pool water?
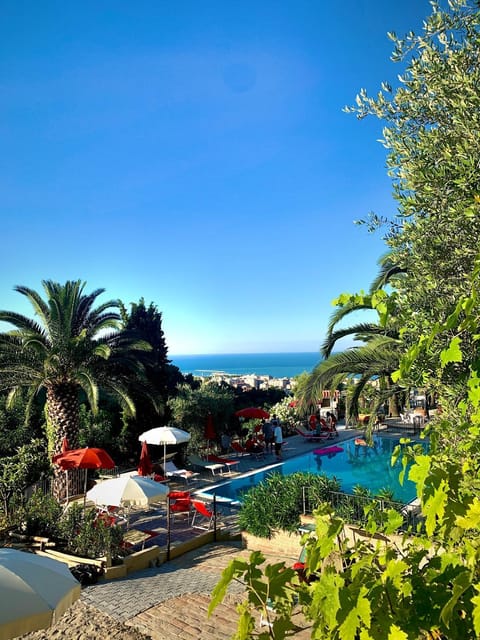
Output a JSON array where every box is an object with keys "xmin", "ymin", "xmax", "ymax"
[{"xmin": 204, "ymin": 435, "xmax": 420, "ymax": 504}]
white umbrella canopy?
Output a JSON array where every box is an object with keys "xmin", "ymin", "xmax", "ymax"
[
  {"xmin": 138, "ymin": 426, "xmax": 191, "ymax": 472},
  {"xmin": 0, "ymin": 548, "xmax": 81, "ymax": 639},
  {"xmin": 86, "ymin": 474, "xmax": 168, "ymax": 508},
  {"xmin": 138, "ymin": 426, "xmax": 191, "ymax": 446}
]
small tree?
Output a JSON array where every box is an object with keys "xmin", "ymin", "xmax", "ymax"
[
  {"xmin": 0, "ymin": 439, "xmax": 50, "ymax": 520},
  {"xmin": 168, "ymin": 380, "xmax": 235, "ymax": 450}
]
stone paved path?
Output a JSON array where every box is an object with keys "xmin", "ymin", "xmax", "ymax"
[
  {"xmin": 81, "ymin": 544, "xmax": 246, "ymax": 623},
  {"xmin": 81, "ymin": 542, "xmax": 312, "ymax": 640}
]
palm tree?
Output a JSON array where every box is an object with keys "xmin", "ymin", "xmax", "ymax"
[
  {"xmin": 303, "ymin": 335, "xmax": 403, "ymax": 423},
  {"xmin": 0, "ymin": 280, "xmax": 149, "ymax": 497},
  {"xmin": 301, "ymin": 258, "xmax": 406, "ymax": 422}
]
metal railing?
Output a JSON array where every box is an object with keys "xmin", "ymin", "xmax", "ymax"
[{"xmin": 302, "ymin": 486, "xmax": 422, "ymax": 532}]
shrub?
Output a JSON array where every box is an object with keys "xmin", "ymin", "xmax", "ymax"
[
  {"xmin": 58, "ymin": 503, "xmax": 124, "ymax": 559},
  {"xmin": 238, "ymin": 471, "xmax": 340, "ymax": 538},
  {"xmin": 19, "ymin": 489, "xmax": 62, "ymax": 538}
]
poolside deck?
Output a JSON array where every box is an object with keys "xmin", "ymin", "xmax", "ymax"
[
  {"xmin": 119, "ymin": 424, "xmax": 365, "ymax": 553},
  {"xmin": 98, "ymin": 420, "xmax": 424, "ymax": 555}
]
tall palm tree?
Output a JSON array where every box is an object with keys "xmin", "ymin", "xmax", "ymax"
[
  {"xmin": 301, "ymin": 258, "xmax": 406, "ymax": 422},
  {"xmin": 0, "ymin": 280, "xmax": 149, "ymax": 496}
]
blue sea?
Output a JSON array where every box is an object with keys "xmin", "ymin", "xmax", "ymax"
[{"xmin": 170, "ymin": 352, "xmax": 322, "ymax": 379}]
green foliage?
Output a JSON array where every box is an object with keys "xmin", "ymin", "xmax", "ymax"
[
  {"xmin": 58, "ymin": 503, "xmax": 124, "ymax": 559},
  {"xmin": 299, "ymin": 283, "xmax": 404, "ymax": 422},
  {"xmin": 168, "ymin": 380, "xmax": 235, "ymax": 449},
  {"xmin": 0, "ymin": 278, "xmax": 154, "ymax": 496},
  {"xmin": 0, "ymin": 439, "xmax": 50, "ymax": 519},
  {"xmin": 348, "ymin": 0, "xmax": 480, "ymax": 385},
  {"xmin": 209, "ymin": 551, "xmax": 301, "ymax": 640},
  {"xmin": 119, "ymin": 298, "xmax": 187, "ymax": 448},
  {"xmin": 78, "ymin": 405, "xmax": 117, "ymax": 450},
  {"xmin": 18, "ymin": 489, "xmax": 62, "ymax": 538},
  {"xmin": 0, "ymin": 391, "xmax": 43, "ymax": 457},
  {"xmin": 238, "ymin": 472, "xmax": 340, "ymax": 538}
]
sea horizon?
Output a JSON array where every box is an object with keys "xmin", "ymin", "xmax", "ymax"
[{"xmin": 170, "ymin": 351, "xmax": 322, "ymax": 379}]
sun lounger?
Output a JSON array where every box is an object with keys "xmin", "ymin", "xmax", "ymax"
[
  {"xmin": 163, "ymin": 460, "xmax": 200, "ymax": 484},
  {"xmin": 206, "ymin": 454, "xmax": 240, "ymax": 474},
  {"xmin": 295, "ymin": 427, "xmax": 330, "ymax": 442},
  {"xmin": 188, "ymin": 454, "xmax": 225, "ymax": 476}
]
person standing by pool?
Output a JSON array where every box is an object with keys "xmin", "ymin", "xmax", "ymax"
[
  {"xmin": 261, "ymin": 419, "xmax": 274, "ymax": 454},
  {"xmin": 327, "ymin": 412, "xmax": 338, "ymax": 434},
  {"xmin": 273, "ymin": 419, "xmax": 283, "ymax": 460}
]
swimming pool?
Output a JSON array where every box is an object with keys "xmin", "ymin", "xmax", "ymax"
[{"xmin": 199, "ymin": 435, "xmax": 420, "ymax": 504}]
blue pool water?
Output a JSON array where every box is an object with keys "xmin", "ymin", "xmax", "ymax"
[{"xmin": 202, "ymin": 435, "xmax": 419, "ymax": 504}]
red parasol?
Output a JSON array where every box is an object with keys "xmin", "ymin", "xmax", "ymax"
[
  {"xmin": 53, "ymin": 447, "xmax": 115, "ymax": 506},
  {"xmin": 60, "ymin": 437, "xmax": 69, "ymax": 453},
  {"xmin": 204, "ymin": 413, "xmax": 216, "ymax": 442},
  {"xmin": 204, "ymin": 412, "xmax": 216, "ymax": 456},
  {"xmin": 52, "ymin": 447, "xmax": 115, "ymax": 471},
  {"xmin": 137, "ymin": 440, "xmax": 153, "ymax": 477},
  {"xmin": 235, "ymin": 407, "xmax": 270, "ymax": 420}
]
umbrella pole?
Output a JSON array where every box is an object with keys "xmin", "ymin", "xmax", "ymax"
[
  {"xmin": 163, "ymin": 443, "xmax": 166, "ymax": 477},
  {"xmin": 83, "ymin": 469, "xmax": 88, "ymax": 509},
  {"xmin": 167, "ymin": 495, "xmax": 171, "ymax": 561}
]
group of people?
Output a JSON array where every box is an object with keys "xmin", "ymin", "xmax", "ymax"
[
  {"xmin": 308, "ymin": 411, "xmax": 338, "ymax": 437},
  {"xmin": 243, "ymin": 415, "xmax": 284, "ymax": 460}
]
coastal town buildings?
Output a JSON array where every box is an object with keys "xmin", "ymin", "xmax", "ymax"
[{"xmin": 208, "ymin": 371, "xmax": 292, "ymax": 392}]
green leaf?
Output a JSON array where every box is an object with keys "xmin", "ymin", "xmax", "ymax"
[
  {"xmin": 440, "ymin": 569, "xmax": 472, "ymax": 629},
  {"xmin": 408, "ymin": 455, "xmax": 431, "ymax": 499},
  {"xmin": 440, "ymin": 336, "xmax": 463, "ymax": 367},
  {"xmin": 208, "ymin": 559, "xmax": 249, "ymax": 616},
  {"xmin": 387, "ymin": 624, "xmax": 409, "ymax": 639},
  {"xmin": 385, "ymin": 509, "xmax": 403, "ymax": 535},
  {"xmin": 338, "ymin": 589, "xmax": 371, "ymax": 640},
  {"xmin": 472, "ymin": 586, "xmax": 480, "ymax": 639},
  {"xmin": 383, "ymin": 558, "xmax": 408, "ymax": 589},
  {"xmin": 456, "ymin": 497, "xmax": 480, "ymax": 530},
  {"xmin": 310, "ymin": 572, "xmax": 343, "ymax": 629},
  {"xmin": 236, "ymin": 604, "xmax": 256, "ymax": 640},
  {"xmin": 424, "ymin": 480, "xmax": 448, "ymax": 537}
]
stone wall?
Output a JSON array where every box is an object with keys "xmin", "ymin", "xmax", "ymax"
[{"xmin": 241, "ymin": 529, "xmax": 303, "ymax": 561}]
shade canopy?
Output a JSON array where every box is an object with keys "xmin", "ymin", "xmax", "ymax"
[
  {"xmin": 137, "ymin": 440, "xmax": 153, "ymax": 477},
  {"xmin": 235, "ymin": 407, "xmax": 270, "ymax": 420},
  {"xmin": 52, "ymin": 447, "xmax": 115, "ymax": 471},
  {"xmin": 86, "ymin": 475, "xmax": 168, "ymax": 507},
  {"xmin": 138, "ymin": 426, "xmax": 191, "ymax": 474},
  {"xmin": 60, "ymin": 436, "xmax": 69, "ymax": 453},
  {"xmin": 138, "ymin": 426, "xmax": 191, "ymax": 446},
  {"xmin": 0, "ymin": 549, "xmax": 81, "ymax": 639},
  {"xmin": 204, "ymin": 413, "xmax": 216, "ymax": 441}
]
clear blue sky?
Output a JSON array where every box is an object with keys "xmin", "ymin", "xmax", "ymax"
[{"xmin": 1, "ymin": 0, "xmax": 431, "ymax": 355}]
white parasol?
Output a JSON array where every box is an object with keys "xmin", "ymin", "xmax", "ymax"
[
  {"xmin": 138, "ymin": 426, "xmax": 191, "ymax": 472},
  {"xmin": 0, "ymin": 548, "xmax": 81, "ymax": 639},
  {"xmin": 86, "ymin": 474, "xmax": 168, "ymax": 508}
]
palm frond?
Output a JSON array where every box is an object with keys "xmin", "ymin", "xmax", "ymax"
[
  {"xmin": 322, "ymin": 323, "xmax": 396, "ymax": 357},
  {"xmin": 369, "ymin": 253, "xmax": 407, "ymax": 292},
  {"xmin": 300, "ymin": 338, "xmax": 400, "ymax": 407},
  {"xmin": 325, "ymin": 301, "xmax": 375, "ymax": 341},
  {"xmin": 14, "ymin": 285, "xmax": 50, "ymax": 323}
]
